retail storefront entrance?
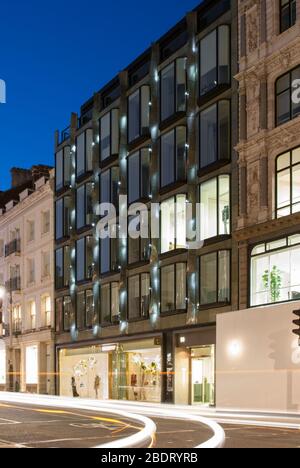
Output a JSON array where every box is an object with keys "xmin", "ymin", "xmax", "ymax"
[
  {"xmin": 175, "ymin": 327, "xmax": 216, "ymax": 406},
  {"xmin": 58, "ymin": 337, "xmax": 162, "ymax": 403}
]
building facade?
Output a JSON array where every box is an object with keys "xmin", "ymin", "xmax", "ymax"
[
  {"xmin": 0, "ymin": 166, "xmax": 55, "ymax": 395},
  {"xmin": 216, "ymin": 0, "xmax": 300, "ymax": 411},
  {"xmin": 54, "ymin": 0, "xmax": 239, "ymax": 405}
]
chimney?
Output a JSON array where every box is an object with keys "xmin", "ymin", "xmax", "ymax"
[
  {"xmin": 31, "ymin": 165, "xmax": 52, "ymax": 181},
  {"xmin": 10, "ymin": 168, "xmax": 32, "ymax": 188}
]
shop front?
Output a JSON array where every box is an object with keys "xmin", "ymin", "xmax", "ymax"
[
  {"xmin": 174, "ymin": 328, "xmax": 216, "ymax": 406},
  {"xmin": 58, "ymin": 337, "xmax": 162, "ymax": 402}
]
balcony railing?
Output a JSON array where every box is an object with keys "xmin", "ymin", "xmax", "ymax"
[
  {"xmin": 5, "ymin": 277, "xmax": 21, "ymax": 293},
  {"xmin": 5, "ymin": 239, "xmax": 21, "ymax": 257},
  {"xmin": 59, "ymin": 126, "xmax": 71, "ymax": 145}
]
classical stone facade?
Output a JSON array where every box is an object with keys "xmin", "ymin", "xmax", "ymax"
[
  {"xmin": 0, "ymin": 167, "xmax": 55, "ymax": 394},
  {"xmin": 236, "ymin": 0, "xmax": 300, "ymax": 309}
]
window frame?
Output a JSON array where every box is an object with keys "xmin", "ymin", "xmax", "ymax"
[
  {"xmin": 160, "ymin": 126, "xmax": 187, "ymax": 190},
  {"xmin": 55, "ymin": 196, "xmax": 71, "ymax": 241},
  {"xmin": 99, "ymin": 109, "xmax": 119, "ymax": 164},
  {"xmin": 199, "ymin": 174, "xmax": 231, "ymax": 241},
  {"xmin": 198, "ymin": 24, "xmax": 231, "ymax": 98},
  {"xmin": 250, "ymin": 234, "xmax": 300, "ymax": 307},
  {"xmin": 280, "ymin": 0, "xmax": 297, "ymax": 34},
  {"xmin": 76, "ymin": 236, "xmax": 94, "ymax": 284},
  {"xmin": 99, "ymin": 166, "xmax": 120, "ymax": 215},
  {"xmin": 275, "ymin": 146, "xmax": 300, "ymax": 217},
  {"xmin": 275, "ymin": 65, "xmax": 300, "ymax": 126},
  {"xmin": 76, "ymin": 182, "xmax": 94, "ymax": 231},
  {"xmin": 198, "ymin": 250, "xmax": 231, "ymax": 308},
  {"xmin": 160, "ymin": 194, "xmax": 187, "ymax": 255},
  {"xmin": 199, "ymin": 99, "xmax": 231, "ymax": 171},
  {"xmin": 127, "ymin": 147, "xmax": 151, "ymax": 204},
  {"xmin": 127, "ymin": 86, "xmax": 151, "ymax": 145},
  {"xmin": 55, "ymin": 246, "xmax": 71, "ymax": 290},
  {"xmin": 127, "ymin": 212, "xmax": 151, "ymax": 266},
  {"xmin": 160, "ymin": 57, "xmax": 187, "ymax": 123},
  {"xmin": 76, "ymin": 289, "xmax": 94, "ymax": 330},
  {"xmin": 160, "ymin": 262, "xmax": 188, "ymax": 315},
  {"xmin": 100, "ymin": 282, "xmax": 120, "ymax": 326},
  {"xmin": 127, "ymin": 273, "xmax": 151, "ymax": 321},
  {"xmin": 75, "ymin": 128, "xmax": 93, "ymax": 180},
  {"xmin": 55, "ymin": 145, "xmax": 71, "ymax": 193}
]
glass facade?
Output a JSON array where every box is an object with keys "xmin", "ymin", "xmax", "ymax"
[
  {"xmin": 276, "ymin": 66, "xmax": 300, "ymax": 126},
  {"xmin": 160, "ymin": 58, "xmax": 187, "ymax": 121},
  {"xmin": 199, "ymin": 175, "xmax": 230, "ymax": 240},
  {"xmin": 160, "ymin": 127, "xmax": 187, "ymax": 188},
  {"xmin": 160, "ymin": 195, "xmax": 186, "ymax": 254},
  {"xmin": 276, "ymin": 147, "xmax": 300, "ymax": 217}
]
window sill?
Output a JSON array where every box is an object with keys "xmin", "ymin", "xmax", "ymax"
[
  {"xmin": 159, "ymin": 112, "xmax": 186, "ymax": 131},
  {"xmin": 199, "ymin": 235, "xmax": 231, "ymax": 248},
  {"xmin": 198, "ymin": 83, "xmax": 231, "ymax": 108},
  {"xmin": 159, "ymin": 180, "xmax": 187, "ymax": 196},
  {"xmin": 55, "ymin": 185, "xmax": 71, "ymax": 197},
  {"xmin": 76, "ymin": 278, "xmax": 93, "ymax": 287},
  {"xmin": 100, "ymin": 154, "xmax": 119, "ymax": 170},
  {"xmin": 127, "ymin": 260, "xmax": 150, "ymax": 270},
  {"xmin": 76, "ymin": 171, "xmax": 93, "ymax": 184},
  {"xmin": 160, "ymin": 309, "xmax": 187, "ymax": 317},
  {"xmin": 198, "ymin": 301, "xmax": 230, "ymax": 311},
  {"xmin": 128, "ymin": 133, "xmax": 151, "ymax": 152},
  {"xmin": 198, "ymin": 159, "xmax": 231, "ymax": 178},
  {"xmin": 55, "ymin": 236, "xmax": 70, "ymax": 245},
  {"xmin": 159, "ymin": 248, "xmax": 187, "ymax": 260},
  {"xmin": 76, "ymin": 225, "xmax": 93, "ymax": 235}
]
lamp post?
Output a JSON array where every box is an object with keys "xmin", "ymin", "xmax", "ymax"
[{"xmin": 0, "ymin": 285, "xmax": 13, "ymax": 391}]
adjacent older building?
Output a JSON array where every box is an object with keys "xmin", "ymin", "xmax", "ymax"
[
  {"xmin": 216, "ymin": 0, "xmax": 300, "ymax": 411},
  {"xmin": 0, "ymin": 166, "xmax": 55, "ymax": 395},
  {"xmin": 55, "ymin": 0, "xmax": 239, "ymax": 405}
]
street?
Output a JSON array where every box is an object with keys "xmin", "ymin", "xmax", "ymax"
[{"xmin": 0, "ymin": 401, "xmax": 299, "ymax": 448}]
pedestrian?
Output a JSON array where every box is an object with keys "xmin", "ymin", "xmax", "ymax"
[
  {"xmin": 94, "ymin": 375, "xmax": 101, "ymax": 399},
  {"xmin": 71, "ymin": 377, "xmax": 79, "ymax": 398}
]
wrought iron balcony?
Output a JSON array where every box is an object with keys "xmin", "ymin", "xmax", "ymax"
[
  {"xmin": 5, "ymin": 277, "xmax": 21, "ymax": 293},
  {"xmin": 5, "ymin": 239, "xmax": 21, "ymax": 257}
]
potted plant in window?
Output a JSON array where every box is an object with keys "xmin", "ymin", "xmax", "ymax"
[{"xmin": 262, "ymin": 266, "xmax": 282, "ymax": 303}]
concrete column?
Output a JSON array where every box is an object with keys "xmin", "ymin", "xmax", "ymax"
[
  {"xmin": 260, "ymin": 79, "xmax": 268, "ymax": 130},
  {"xmin": 118, "ymin": 71, "xmax": 129, "ymax": 326},
  {"xmin": 239, "ymin": 91, "xmax": 247, "ymax": 141},
  {"xmin": 149, "ymin": 42, "xmax": 160, "ymax": 330},
  {"xmin": 240, "ymin": 14, "xmax": 246, "ymax": 58},
  {"xmin": 260, "ymin": 0, "xmax": 267, "ymax": 44}
]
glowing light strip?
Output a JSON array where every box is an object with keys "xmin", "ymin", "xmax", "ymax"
[{"xmin": 0, "ymin": 393, "xmax": 156, "ymax": 449}]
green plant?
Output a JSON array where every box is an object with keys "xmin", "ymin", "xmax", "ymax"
[{"xmin": 262, "ymin": 266, "xmax": 282, "ymax": 303}]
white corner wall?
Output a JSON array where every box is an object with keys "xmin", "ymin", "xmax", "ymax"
[{"xmin": 216, "ymin": 301, "xmax": 300, "ymax": 412}]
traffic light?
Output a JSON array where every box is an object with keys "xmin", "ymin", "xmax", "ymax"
[{"xmin": 293, "ymin": 309, "xmax": 300, "ymax": 345}]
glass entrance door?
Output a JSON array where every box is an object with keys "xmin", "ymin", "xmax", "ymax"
[{"xmin": 191, "ymin": 345, "xmax": 215, "ymax": 406}]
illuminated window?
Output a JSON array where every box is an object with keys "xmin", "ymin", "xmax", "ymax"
[
  {"xmin": 280, "ymin": 0, "xmax": 296, "ymax": 33},
  {"xmin": 13, "ymin": 305, "xmax": 21, "ymax": 332},
  {"xmin": 276, "ymin": 147, "xmax": 300, "ymax": 217},
  {"xmin": 41, "ymin": 295, "xmax": 51, "ymax": 327},
  {"xmin": 28, "ymin": 300, "xmax": 36, "ymax": 330},
  {"xmin": 251, "ymin": 235, "xmax": 300, "ymax": 306},
  {"xmin": 25, "ymin": 345, "xmax": 38, "ymax": 385},
  {"xmin": 199, "ymin": 175, "xmax": 230, "ymax": 240},
  {"xmin": 128, "ymin": 213, "xmax": 150, "ymax": 265},
  {"xmin": 76, "ymin": 290, "xmax": 94, "ymax": 329},
  {"xmin": 160, "ymin": 195, "xmax": 186, "ymax": 254}
]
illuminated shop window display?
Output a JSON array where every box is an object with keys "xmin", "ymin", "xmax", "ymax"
[
  {"xmin": 191, "ymin": 346, "xmax": 215, "ymax": 406},
  {"xmin": 59, "ymin": 339, "xmax": 161, "ymax": 402},
  {"xmin": 0, "ymin": 345, "xmax": 6, "ymax": 385},
  {"xmin": 25, "ymin": 345, "xmax": 38, "ymax": 386}
]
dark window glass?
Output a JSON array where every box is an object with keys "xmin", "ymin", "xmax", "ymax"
[
  {"xmin": 128, "ymin": 213, "xmax": 150, "ymax": 264},
  {"xmin": 100, "ymin": 233, "xmax": 118, "ymax": 275},
  {"xmin": 56, "ymin": 150, "xmax": 63, "ymax": 192},
  {"xmin": 198, "ymin": 0, "xmax": 231, "ymax": 32},
  {"xmin": 161, "ymin": 263, "xmax": 186, "ymax": 314},
  {"xmin": 55, "ymin": 298, "xmax": 63, "ymax": 333},
  {"xmin": 76, "ymin": 129, "xmax": 93, "ymax": 178},
  {"xmin": 76, "ymin": 185, "xmax": 85, "ymax": 230},
  {"xmin": 86, "ymin": 290, "xmax": 94, "ymax": 328},
  {"xmin": 280, "ymin": 0, "xmax": 296, "ymax": 33},
  {"xmin": 161, "ymin": 127, "xmax": 187, "ymax": 188},
  {"xmin": 99, "ymin": 110, "xmax": 119, "ymax": 162},
  {"xmin": 55, "ymin": 199, "xmax": 63, "ymax": 240},
  {"xmin": 200, "ymin": 25, "xmax": 230, "ymax": 97},
  {"xmin": 64, "ymin": 246, "xmax": 71, "ymax": 288},
  {"xmin": 199, "ymin": 251, "xmax": 230, "ymax": 306},
  {"xmin": 77, "ymin": 291, "xmax": 85, "ymax": 330},
  {"xmin": 128, "ymin": 148, "xmax": 150, "ymax": 203},
  {"xmin": 129, "ymin": 59, "xmax": 150, "ymax": 87},
  {"xmin": 100, "ymin": 167, "xmax": 119, "ymax": 210},
  {"xmin": 128, "ymin": 273, "xmax": 150, "ymax": 320},
  {"xmin": 276, "ymin": 66, "xmax": 300, "ymax": 126},
  {"xmin": 199, "ymin": 100, "xmax": 230, "ymax": 169},
  {"xmin": 128, "ymin": 87, "xmax": 150, "ymax": 143},
  {"xmin": 76, "ymin": 238, "xmax": 85, "ymax": 282},
  {"xmin": 55, "ymin": 249, "xmax": 63, "ymax": 289},
  {"xmin": 160, "ymin": 58, "xmax": 187, "ymax": 122},
  {"xmin": 161, "ymin": 29, "xmax": 188, "ymax": 61},
  {"xmin": 100, "ymin": 282, "xmax": 119, "ymax": 324},
  {"xmin": 63, "ymin": 296, "xmax": 71, "ymax": 331}
]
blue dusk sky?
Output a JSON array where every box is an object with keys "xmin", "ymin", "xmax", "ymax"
[{"xmin": 0, "ymin": 0, "xmax": 200, "ymax": 190}]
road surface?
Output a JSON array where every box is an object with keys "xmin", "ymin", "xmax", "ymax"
[{"xmin": 0, "ymin": 401, "xmax": 298, "ymax": 448}]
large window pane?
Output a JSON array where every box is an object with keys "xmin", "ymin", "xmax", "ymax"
[
  {"xmin": 128, "ymin": 91, "xmax": 140, "ymax": 143},
  {"xmin": 219, "ymin": 175, "xmax": 230, "ymax": 235},
  {"xmin": 55, "ymin": 249, "xmax": 63, "ymax": 289},
  {"xmin": 76, "ymin": 238, "xmax": 85, "ymax": 282},
  {"xmin": 76, "ymin": 132, "xmax": 85, "ymax": 178},
  {"xmin": 176, "ymin": 195, "xmax": 186, "ymax": 249},
  {"xmin": 200, "ymin": 104, "xmax": 217, "ymax": 168},
  {"xmin": 218, "ymin": 251, "xmax": 230, "ymax": 302},
  {"xmin": 100, "ymin": 113, "xmax": 110, "ymax": 161},
  {"xmin": 176, "ymin": 263, "xmax": 186, "ymax": 310},
  {"xmin": 86, "ymin": 290, "xmax": 94, "ymax": 328},
  {"xmin": 76, "ymin": 185, "xmax": 85, "ymax": 230},
  {"xmin": 161, "ymin": 131, "xmax": 175, "ymax": 187},
  {"xmin": 101, "ymin": 284, "xmax": 110, "ymax": 324},
  {"xmin": 64, "ymin": 297, "xmax": 71, "ymax": 331},
  {"xmin": 200, "ymin": 179, "xmax": 217, "ymax": 240},
  {"xmin": 141, "ymin": 274, "xmax": 150, "ymax": 317},
  {"xmin": 111, "ymin": 283, "xmax": 119, "ymax": 322},
  {"xmin": 161, "ymin": 265, "xmax": 175, "ymax": 313},
  {"xmin": 55, "ymin": 199, "xmax": 63, "ymax": 240},
  {"xmin": 128, "ymin": 276, "xmax": 140, "ymax": 320},
  {"xmin": 161, "ymin": 63, "xmax": 175, "ymax": 121},
  {"xmin": 86, "ymin": 236, "xmax": 93, "ymax": 279},
  {"xmin": 200, "ymin": 253, "xmax": 217, "ymax": 305},
  {"xmin": 161, "ymin": 198, "xmax": 175, "ymax": 253},
  {"xmin": 200, "ymin": 30, "xmax": 217, "ymax": 96},
  {"xmin": 128, "ymin": 152, "xmax": 140, "ymax": 204},
  {"xmin": 276, "ymin": 147, "xmax": 300, "ymax": 217},
  {"xmin": 276, "ymin": 66, "xmax": 300, "ymax": 126},
  {"xmin": 56, "ymin": 150, "xmax": 63, "ymax": 191}
]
